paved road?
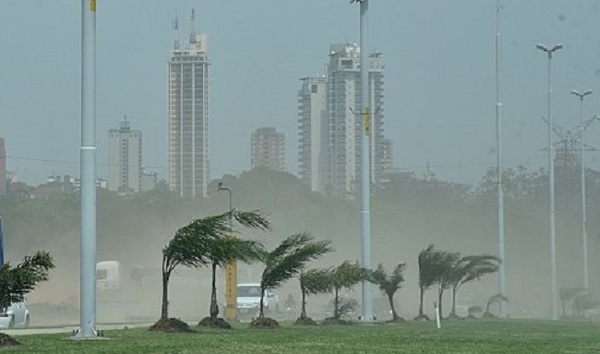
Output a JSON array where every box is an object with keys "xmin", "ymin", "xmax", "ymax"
[{"xmin": 4, "ymin": 323, "xmax": 152, "ymax": 336}]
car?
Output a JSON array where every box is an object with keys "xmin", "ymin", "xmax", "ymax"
[
  {"xmin": 236, "ymin": 283, "xmax": 279, "ymax": 317},
  {"xmin": 0, "ymin": 302, "xmax": 30, "ymax": 329}
]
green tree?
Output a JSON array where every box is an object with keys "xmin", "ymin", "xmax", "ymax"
[
  {"xmin": 483, "ymin": 293, "xmax": 508, "ymax": 318},
  {"xmin": 256, "ymin": 233, "xmax": 332, "ymax": 323},
  {"xmin": 369, "ymin": 263, "xmax": 406, "ymax": 321},
  {"xmin": 448, "ymin": 255, "xmax": 500, "ymax": 318},
  {"xmin": 0, "ymin": 251, "xmax": 54, "ymax": 312},
  {"xmin": 435, "ymin": 251, "xmax": 460, "ymax": 318},
  {"xmin": 328, "ymin": 261, "xmax": 367, "ymax": 321},
  {"xmin": 559, "ymin": 287, "xmax": 584, "ymax": 318},
  {"xmin": 298, "ymin": 268, "xmax": 333, "ymax": 321}
]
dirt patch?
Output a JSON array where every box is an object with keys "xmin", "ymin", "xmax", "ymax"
[
  {"xmin": 249, "ymin": 317, "xmax": 280, "ymax": 329},
  {"xmin": 322, "ymin": 317, "xmax": 353, "ymax": 325},
  {"xmin": 148, "ymin": 318, "xmax": 195, "ymax": 333},
  {"xmin": 386, "ymin": 317, "xmax": 405, "ymax": 323},
  {"xmin": 0, "ymin": 333, "xmax": 20, "ymax": 347},
  {"xmin": 413, "ymin": 314, "xmax": 431, "ymax": 321},
  {"xmin": 294, "ymin": 317, "xmax": 317, "ymax": 326},
  {"xmin": 197, "ymin": 317, "xmax": 232, "ymax": 329}
]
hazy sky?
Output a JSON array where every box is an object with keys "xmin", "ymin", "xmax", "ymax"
[{"xmin": 1, "ymin": 0, "xmax": 600, "ymax": 186}]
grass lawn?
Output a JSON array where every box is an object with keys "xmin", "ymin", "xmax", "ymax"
[{"xmin": 7, "ymin": 319, "xmax": 600, "ymax": 353}]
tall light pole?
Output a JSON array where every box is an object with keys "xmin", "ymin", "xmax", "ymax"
[
  {"xmin": 218, "ymin": 181, "xmax": 236, "ymax": 321},
  {"xmin": 571, "ymin": 89, "xmax": 592, "ymax": 290},
  {"xmin": 218, "ymin": 181, "xmax": 233, "ymax": 230},
  {"xmin": 536, "ymin": 43, "xmax": 563, "ymax": 320},
  {"xmin": 79, "ymin": 0, "xmax": 98, "ymax": 338},
  {"xmin": 495, "ymin": 0, "xmax": 506, "ymax": 318},
  {"xmin": 350, "ymin": 0, "xmax": 373, "ymax": 321}
]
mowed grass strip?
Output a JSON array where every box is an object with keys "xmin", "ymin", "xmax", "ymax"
[{"xmin": 8, "ymin": 320, "xmax": 600, "ymax": 354}]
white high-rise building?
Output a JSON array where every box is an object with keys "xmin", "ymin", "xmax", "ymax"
[
  {"xmin": 298, "ymin": 43, "xmax": 385, "ymax": 198},
  {"xmin": 168, "ymin": 13, "xmax": 209, "ymax": 198},
  {"xmin": 298, "ymin": 76, "xmax": 327, "ymax": 192},
  {"xmin": 107, "ymin": 117, "xmax": 142, "ymax": 193}
]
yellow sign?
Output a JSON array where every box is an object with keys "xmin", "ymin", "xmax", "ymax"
[
  {"xmin": 224, "ymin": 233, "xmax": 238, "ymax": 321},
  {"xmin": 90, "ymin": 0, "xmax": 96, "ymax": 12},
  {"xmin": 365, "ymin": 106, "xmax": 371, "ymax": 136}
]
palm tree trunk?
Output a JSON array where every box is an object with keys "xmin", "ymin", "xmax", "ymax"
[
  {"xmin": 418, "ymin": 286, "xmax": 425, "ymax": 316},
  {"xmin": 450, "ymin": 286, "xmax": 457, "ymax": 317},
  {"xmin": 209, "ymin": 262, "xmax": 219, "ymax": 319},
  {"xmin": 160, "ymin": 271, "xmax": 170, "ymax": 321},
  {"xmin": 438, "ymin": 286, "xmax": 444, "ymax": 319},
  {"xmin": 334, "ymin": 288, "xmax": 339, "ymax": 319},
  {"xmin": 259, "ymin": 285, "xmax": 265, "ymax": 318},
  {"xmin": 387, "ymin": 292, "xmax": 398, "ymax": 320},
  {"xmin": 300, "ymin": 289, "xmax": 307, "ymax": 319}
]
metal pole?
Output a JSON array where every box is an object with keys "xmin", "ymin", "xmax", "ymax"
[
  {"xmin": 571, "ymin": 90, "xmax": 592, "ymax": 289},
  {"xmin": 359, "ymin": 0, "xmax": 373, "ymax": 321},
  {"xmin": 547, "ymin": 51, "xmax": 558, "ymax": 321},
  {"xmin": 495, "ymin": 0, "xmax": 506, "ymax": 319},
  {"xmin": 78, "ymin": 0, "xmax": 97, "ymax": 338}
]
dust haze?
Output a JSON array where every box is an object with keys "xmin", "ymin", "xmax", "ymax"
[{"xmin": 1, "ymin": 166, "xmax": 596, "ymax": 325}]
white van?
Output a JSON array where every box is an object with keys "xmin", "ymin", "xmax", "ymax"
[
  {"xmin": 96, "ymin": 261, "xmax": 121, "ymax": 292},
  {"xmin": 236, "ymin": 283, "xmax": 279, "ymax": 316}
]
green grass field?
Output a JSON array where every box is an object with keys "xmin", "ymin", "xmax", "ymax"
[{"xmin": 8, "ymin": 319, "xmax": 600, "ymax": 353}]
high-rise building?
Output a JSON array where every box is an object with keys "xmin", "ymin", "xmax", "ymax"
[
  {"xmin": 251, "ymin": 127, "xmax": 286, "ymax": 172},
  {"xmin": 298, "ymin": 76, "xmax": 327, "ymax": 192},
  {"xmin": 108, "ymin": 116, "xmax": 142, "ymax": 193},
  {"xmin": 0, "ymin": 137, "xmax": 5, "ymax": 196},
  {"xmin": 168, "ymin": 12, "xmax": 209, "ymax": 198},
  {"xmin": 298, "ymin": 43, "xmax": 385, "ymax": 198},
  {"xmin": 380, "ymin": 138, "xmax": 393, "ymax": 177}
]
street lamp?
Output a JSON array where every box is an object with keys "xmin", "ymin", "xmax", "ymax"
[
  {"xmin": 570, "ymin": 89, "xmax": 593, "ymax": 290},
  {"xmin": 351, "ymin": 0, "xmax": 373, "ymax": 321},
  {"xmin": 495, "ymin": 0, "xmax": 507, "ymax": 319},
  {"xmin": 218, "ymin": 181, "xmax": 233, "ymax": 230},
  {"xmin": 536, "ymin": 42, "xmax": 563, "ymax": 320}
]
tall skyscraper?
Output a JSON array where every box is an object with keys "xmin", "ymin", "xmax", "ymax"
[
  {"xmin": 251, "ymin": 127, "xmax": 286, "ymax": 173},
  {"xmin": 168, "ymin": 11, "xmax": 209, "ymax": 198},
  {"xmin": 0, "ymin": 137, "xmax": 5, "ymax": 196},
  {"xmin": 107, "ymin": 116, "xmax": 142, "ymax": 193},
  {"xmin": 298, "ymin": 43, "xmax": 385, "ymax": 198},
  {"xmin": 298, "ymin": 76, "xmax": 327, "ymax": 192}
]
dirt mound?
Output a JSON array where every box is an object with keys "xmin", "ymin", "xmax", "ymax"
[
  {"xmin": 294, "ymin": 317, "xmax": 317, "ymax": 326},
  {"xmin": 0, "ymin": 333, "xmax": 20, "ymax": 347},
  {"xmin": 148, "ymin": 318, "xmax": 194, "ymax": 333},
  {"xmin": 323, "ymin": 317, "xmax": 353, "ymax": 325},
  {"xmin": 249, "ymin": 317, "xmax": 280, "ymax": 329},
  {"xmin": 197, "ymin": 317, "xmax": 232, "ymax": 329},
  {"xmin": 413, "ymin": 314, "xmax": 431, "ymax": 321}
]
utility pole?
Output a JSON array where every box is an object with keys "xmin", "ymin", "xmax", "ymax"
[{"xmin": 78, "ymin": 0, "xmax": 98, "ymax": 338}]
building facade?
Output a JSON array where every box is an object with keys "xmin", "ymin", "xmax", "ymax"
[
  {"xmin": 108, "ymin": 117, "xmax": 142, "ymax": 193},
  {"xmin": 168, "ymin": 25, "xmax": 209, "ymax": 198},
  {"xmin": 0, "ymin": 137, "xmax": 5, "ymax": 196},
  {"xmin": 298, "ymin": 76, "xmax": 327, "ymax": 192},
  {"xmin": 298, "ymin": 43, "xmax": 386, "ymax": 198},
  {"xmin": 251, "ymin": 127, "xmax": 286, "ymax": 172}
]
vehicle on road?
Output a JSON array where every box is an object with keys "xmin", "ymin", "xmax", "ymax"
[
  {"xmin": 0, "ymin": 302, "xmax": 30, "ymax": 329},
  {"xmin": 236, "ymin": 283, "xmax": 279, "ymax": 317}
]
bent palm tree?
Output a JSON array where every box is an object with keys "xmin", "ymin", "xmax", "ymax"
[
  {"xmin": 483, "ymin": 293, "xmax": 508, "ymax": 318},
  {"xmin": 369, "ymin": 263, "xmax": 406, "ymax": 321},
  {"xmin": 435, "ymin": 251, "xmax": 460, "ymax": 319},
  {"xmin": 449, "ymin": 255, "xmax": 500, "ymax": 318},
  {"xmin": 298, "ymin": 268, "xmax": 333, "ymax": 320},
  {"xmin": 416, "ymin": 245, "xmax": 449, "ymax": 320},
  {"xmin": 329, "ymin": 261, "xmax": 367, "ymax": 320},
  {"xmin": 257, "ymin": 233, "xmax": 332, "ymax": 321}
]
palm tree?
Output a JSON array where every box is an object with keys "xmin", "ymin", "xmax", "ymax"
[
  {"xmin": 328, "ymin": 261, "xmax": 367, "ymax": 321},
  {"xmin": 483, "ymin": 293, "xmax": 508, "ymax": 318},
  {"xmin": 435, "ymin": 251, "xmax": 460, "ymax": 319},
  {"xmin": 298, "ymin": 268, "xmax": 333, "ymax": 321},
  {"xmin": 369, "ymin": 263, "xmax": 406, "ymax": 321},
  {"xmin": 416, "ymin": 245, "xmax": 449, "ymax": 320},
  {"xmin": 448, "ymin": 255, "xmax": 500, "ymax": 318},
  {"xmin": 0, "ymin": 251, "xmax": 54, "ymax": 345},
  {"xmin": 559, "ymin": 287, "xmax": 584, "ymax": 318},
  {"xmin": 182, "ymin": 211, "xmax": 269, "ymax": 325},
  {"xmin": 254, "ymin": 233, "xmax": 332, "ymax": 326}
]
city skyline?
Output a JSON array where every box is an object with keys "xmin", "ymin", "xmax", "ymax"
[{"xmin": 2, "ymin": 1, "xmax": 600, "ymax": 187}]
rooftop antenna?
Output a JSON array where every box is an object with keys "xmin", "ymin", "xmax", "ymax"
[
  {"xmin": 173, "ymin": 16, "xmax": 180, "ymax": 49},
  {"xmin": 190, "ymin": 8, "xmax": 196, "ymax": 43}
]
